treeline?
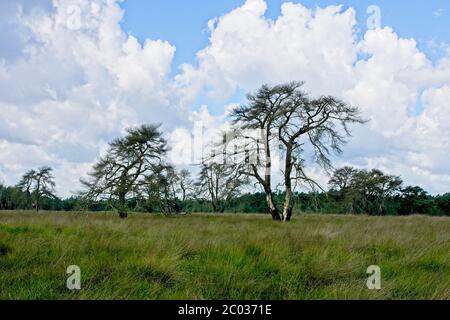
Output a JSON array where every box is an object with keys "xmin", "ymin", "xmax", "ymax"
[
  {"xmin": 1, "ymin": 82, "xmax": 449, "ymax": 219},
  {"xmin": 1, "ymin": 168, "xmax": 449, "ymax": 216}
]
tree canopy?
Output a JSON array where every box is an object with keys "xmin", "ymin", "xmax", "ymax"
[{"xmin": 80, "ymin": 124, "xmax": 168, "ymax": 218}]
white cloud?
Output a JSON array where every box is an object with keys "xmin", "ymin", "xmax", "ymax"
[
  {"xmin": 1, "ymin": 0, "xmax": 450, "ymax": 196},
  {"xmin": 173, "ymin": 0, "xmax": 450, "ymax": 194},
  {"xmin": 168, "ymin": 105, "xmax": 231, "ymax": 166},
  {"xmin": 0, "ymin": 0, "xmax": 186, "ymax": 196},
  {"xmin": 176, "ymin": 0, "xmax": 358, "ymax": 101}
]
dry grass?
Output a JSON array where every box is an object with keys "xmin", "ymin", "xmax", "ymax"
[{"xmin": 0, "ymin": 211, "xmax": 449, "ymax": 300}]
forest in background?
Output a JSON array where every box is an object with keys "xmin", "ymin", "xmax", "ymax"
[
  {"xmin": 1, "ymin": 179, "xmax": 449, "ymax": 216},
  {"xmin": 1, "ymin": 82, "xmax": 449, "ymax": 218}
]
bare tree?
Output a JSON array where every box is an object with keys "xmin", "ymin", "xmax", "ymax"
[
  {"xmin": 17, "ymin": 166, "xmax": 56, "ymax": 212},
  {"xmin": 277, "ymin": 94, "xmax": 365, "ymax": 221},
  {"xmin": 229, "ymin": 82, "xmax": 365, "ymax": 221},
  {"xmin": 80, "ymin": 124, "xmax": 167, "ymax": 218},
  {"xmin": 229, "ymin": 83, "xmax": 305, "ymax": 220},
  {"xmin": 196, "ymin": 162, "xmax": 248, "ymax": 213},
  {"xmin": 178, "ymin": 169, "xmax": 195, "ymax": 203}
]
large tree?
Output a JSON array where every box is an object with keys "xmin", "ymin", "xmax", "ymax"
[
  {"xmin": 277, "ymin": 94, "xmax": 364, "ymax": 221},
  {"xmin": 81, "ymin": 124, "xmax": 168, "ymax": 218},
  {"xmin": 329, "ymin": 166, "xmax": 358, "ymax": 192},
  {"xmin": 229, "ymin": 83, "xmax": 304, "ymax": 220},
  {"xmin": 17, "ymin": 166, "xmax": 56, "ymax": 212},
  {"xmin": 229, "ymin": 82, "xmax": 365, "ymax": 221}
]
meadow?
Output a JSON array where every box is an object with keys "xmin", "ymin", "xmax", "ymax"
[{"xmin": 0, "ymin": 211, "xmax": 448, "ymax": 300}]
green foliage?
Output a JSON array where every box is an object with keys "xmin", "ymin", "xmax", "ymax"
[
  {"xmin": 15, "ymin": 167, "xmax": 56, "ymax": 212},
  {"xmin": 80, "ymin": 124, "xmax": 168, "ymax": 218},
  {"xmin": 0, "ymin": 212, "xmax": 448, "ymax": 299}
]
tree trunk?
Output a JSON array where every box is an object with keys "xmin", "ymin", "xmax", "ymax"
[
  {"xmin": 118, "ymin": 193, "xmax": 128, "ymax": 219},
  {"xmin": 262, "ymin": 128, "xmax": 281, "ymax": 221},
  {"xmin": 281, "ymin": 145, "xmax": 295, "ymax": 221},
  {"xmin": 282, "ymin": 186, "xmax": 293, "ymax": 221},
  {"xmin": 211, "ymin": 201, "xmax": 219, "ymax": 213},
  {"xmin": 119, "ymin": 210, "xmax": 128, "ymax": 219},
  {"xmin": 266, "ymin": 191, "xmax": 281, "ymax": 220},
  {"xmin": 36, "ymin": 179, "xmax": 41, "ymax": 212}
]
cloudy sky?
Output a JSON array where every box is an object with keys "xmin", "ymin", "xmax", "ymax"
[{"xmin": 0, "ymin": 0, "xmax": 449, "ymax": 197}]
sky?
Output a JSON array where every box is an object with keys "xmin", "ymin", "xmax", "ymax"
[
  {"xmin": 121, "ymin": 0, "xmax": 450, "ymax": 67},
  {"xmin": 0, "ymin": 0, "xmax": 449, "ymax": 197}
]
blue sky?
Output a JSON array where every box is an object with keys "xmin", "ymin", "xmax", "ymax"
[
  {"xmin": 1, "ymin": 0, "xmax": 450, "ymax": 196},
  {"xmin": 121, "ymin": 0, "xmax": 449, "ymax": 68},
  {"xmin": 119, "ymin": 0, "xmax": 450, "ymax": 117}
]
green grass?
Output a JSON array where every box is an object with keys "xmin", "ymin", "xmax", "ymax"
[{"xmin": 0, "ymin": 211, "xmax": 449, "ymax": 300}]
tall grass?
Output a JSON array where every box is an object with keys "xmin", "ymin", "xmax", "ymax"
[{"xmin": 0, "ymin": 211, "xmax": 448, "ymax": 300}]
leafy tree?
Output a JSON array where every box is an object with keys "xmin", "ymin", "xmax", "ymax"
[
  {"xmin": 399, "ymin": 186, "xmax": 432, "ymax": 215},
  {"xmin": 328, "ymin": 166, "xmax": 359, "ymax": 213},
  {"xmin": 0, "ymin": 183, "xmax": 5, "ymax": 210},
  {"xmin": 435, "ymin": 193, "xmax": 450, "ymax": 215},
  {"xmin": 353, "ymin": 169, "xmax": 403, "ymax": 215},
  {"xmin": 17, "ymin": 167, "xmax": 56, "ymax": 212},
  {"xmin": 329, "ymin": 167, "xmax": 403, "ymax": 215},
  {"xmin": 81, "ymin": 124, "xmax": 168, "ymax": 218},
  {"xmin": 329, "ymin": 166, "xmax": 358, "ymax": 192}
]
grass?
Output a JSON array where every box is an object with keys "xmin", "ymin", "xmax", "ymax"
[{"xmin": 0, "ymin": 211, "xmax": 449, "ymax": 300}]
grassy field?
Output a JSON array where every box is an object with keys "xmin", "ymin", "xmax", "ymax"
[{"xmin": 0, "ymin": 211, "xmax": 449, "ymax": 300}]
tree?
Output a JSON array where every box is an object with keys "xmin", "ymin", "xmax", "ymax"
[
  {"xmin": 178, "ymin": 169, "xmax": 195, "ymax": 203},
  {"xmin": 435, "ymin": 193, "xmax": 450, "ymax": 216},
  {"xmin": 277, "ymin": 93, "xmax": 365, "ymax": 221},
  {"xmin": 17, "ymin": 166, "xmax": 56, "ymax": 212},
  {"xmin": 195, "ymin": 162, "xmax": 248, "ymax": 213},
  {"xmin": 329, "ymin": 166, "xmax": 358, "ymax": 192},
  {"xmin": 0, "ymin": 183, "xmax": 5, "ymax": 210},
  {"xmin": 81, "ymin": 124, "xmax": 168, "ymax": 218},
  {"xmin": 143, "ymin": 165, "xmax": 184, "ymax": 214},
  {"xmin": 329, "ymin": 167, "xmax": 403, "ymax": 215},
  {"xmin": 353, "ymin": 169, "xmax": 403, "ymax": 215},
  {"xmin": 328, "ymin": 166, "xmax": 359, "ymax": 213},
  {"xmin": 229, "ymin": 82, "xmax": 306, "ymax": 220},
  {"xmin": 399, "ymin": 186, "xmax": 433, "ymax": 215},
  {"xmin": 229, "ymin": 82, "xmax": 365, "ymax": 221}
]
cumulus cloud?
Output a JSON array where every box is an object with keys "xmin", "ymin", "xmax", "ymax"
[
  {"xmin": 1, "ymin": 0, "xmax": 450, "ymax": 196},
  {"xmin": 0, "ymin": 0, "xmax": 186, "ymax": 196},
  {"xmin": 174, "ymin": 0, "xmax": 450, "ymax": 194},
  {"xmin": 175, "ymin": 0, "xmax": 358, "ymax": 100}
]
